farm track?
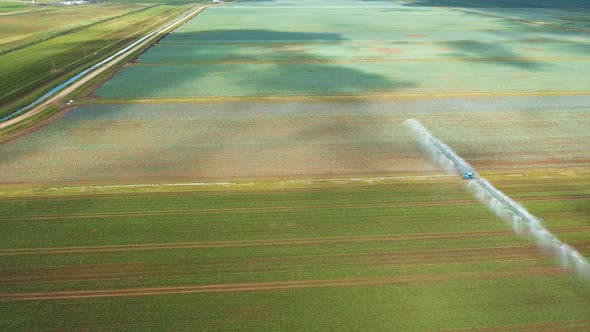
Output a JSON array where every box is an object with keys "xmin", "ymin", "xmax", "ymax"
[
  {"xmin": 0, "ymin": 9, "xmax": 36, "ymax": 17},
  {"xmin": 1, "ymin": 228, "xmax": 589, "ymax": 256},
  {"xmin": 2, "ymin": 169, "xmax": 587, "ymax": 199},
  {"xmin": 130, "ymin": 56, "xmax": 590, "ymax": 66},
  {"xmin": 0, "ymin": 267, "xmax": 564, "ymax": 301},
  {"xmin": 0, "ymin": 178, "xmax": 458, "ymax": 199},
  {"xmin": 85, "ymin": 90, "xmax": 590, "ymax": 105}
]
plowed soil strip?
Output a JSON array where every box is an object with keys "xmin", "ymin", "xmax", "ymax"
[
  {"xmin": 0, "ymin": 247, "xmax": 546, "ymax": 284},
  {"xmin": 3, "ymin": 228, "xmax": 589, "ymax": 256},
  {"xmin": 444, "ymin": 319, "xmax": 590, "ymax": 331},
  {"xmin": 0, "ymin": 267, "xmax": 564, "ymax": 301},
  {"xmin": 4, "ymin": 195, "xmax": 589, "ymax": 222},
  {"xmin": 0, "ymin": 230, "xmax": 526, "ymax": 256}
]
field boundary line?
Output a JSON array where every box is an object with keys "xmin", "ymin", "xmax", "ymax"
[
  {"xmin": 130, "ymin": 56, "xmax": 590, "ymax": 66},
  {"xmin": 443, "ymin": 319, "xmax": 590, "ymax": 332},
  {"xmin": 83, "ymin": 90, "xmax": 590, "ymax": 104},
  {"xmin": 2, "ymin": 170, "xmax": 589, "ymax": 198}
]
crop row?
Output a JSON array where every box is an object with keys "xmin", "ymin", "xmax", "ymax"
[
  {"xmin": 2, "ymin": 104, "xmax": 590, "ymax": 182},
  {"xmin": 0, "ymin": 177, "xmax": 589, "ymax": 330}
]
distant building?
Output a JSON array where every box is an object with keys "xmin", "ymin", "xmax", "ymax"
[
  {"xmin": 57, "ymin": 0, "xmax": 89, "ymax": 5},
  {"xmin": 212, "ymin": 0, "xmax": 224, "ymax": 3}
]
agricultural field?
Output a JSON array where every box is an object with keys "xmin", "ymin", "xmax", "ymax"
[
  {"xmin": 1, "ymin": 100, "xmax": 590, "ymax": 183},
  {"xmin": 0, "ymin": 2, "xmax": 28, "ymax": 13},
  {"xmin": 1, "ymin": 0, "xmax": 590, "ymax": 330},
  {"xmin": 0, "ymin": 4, "xmax": 188, "ymax": 118},
  {"xmin": 0, "ymin": 3, "xmax": 147, "ymax": 51},
  {"xmin": 403, "ymin": 0, "xmax": 590, "ymax": 30},
  {"xmin": 1, "ymin": 177, "xmax": 590, "ymax": 330},
  {"xmin": 95, "ymin": 0, "xmax": 590, "ymax": 99}
]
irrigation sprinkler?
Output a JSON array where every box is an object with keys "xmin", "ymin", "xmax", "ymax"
[{"xmin": 405, "ymin": 118, "xmax": 590, "ymax": 280}]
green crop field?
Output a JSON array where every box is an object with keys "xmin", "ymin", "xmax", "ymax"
[
  {"xmin": 0, "ymin": 4, "xmax": 146, "ymax": 50},
  {"xmin": 0, "ymin": 2, "xmax": 28, "ymax": 13},
  {"xmin": 0, "ymin": 177, "xmax": 590, "ymax": 330},
  {"xmin": 0, "ymin": 4, "xmax": 189, "ymax": 118},
  {"xmin": 94, "ymin": 0, "xmax": 590, "ymax": 99},
  {"xmin": 1, "ymin": 102, "xmax": 589, "ymax": 183},
  {"xmin": 1, "ymin": 0, "xmax": 590, "ymax": 330}
]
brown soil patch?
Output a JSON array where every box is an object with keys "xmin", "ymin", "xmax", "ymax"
[
  {"xmin": 374, "ymin": 48, "xmax": 405, "ymax": 53},
  {"xmin": 0, "ymin": 244, "xmax": 552, "ymax": 285},
  {"xmin": 524, "ymin": 46, "xmax": 543, "ymax": 52},
  {"xmin": 0, "ymin": 230, "xmax": 521, "ymax": 256}
]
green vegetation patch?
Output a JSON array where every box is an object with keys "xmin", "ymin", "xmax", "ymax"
[
  {"xmin": 0, "ymin": 2, "xmax": 27, "ymax": 13},
  {"xmin": 0, "ymin": 3, "xmax": 146, "ymax": 50},
  {"xmin": 0, "ymin": 4, "xmax": 187, "ymax": 117},
  {"xmin": 3, "ymin": 278, "xmax": 590, "ymax": 331},
  {"xmin": 96, "ymin": 60, "xmax": 590, "ymax": 98},
  {"xmin": 0, "ymin": 179, "xmax": 589, "ymax": 330},
  {"xmin": 95, "ymin": 0, "xmax": 590, "ymax": 99}
]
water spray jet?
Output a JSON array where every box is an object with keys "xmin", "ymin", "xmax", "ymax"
[{"xmin": 404, "ymin": 118, "xmax": 590, "ymax": 280}]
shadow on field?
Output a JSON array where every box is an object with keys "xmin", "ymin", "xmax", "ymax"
[
  {"xmin": 560, "ymin": 42, "xmax": 590, "ymax": 55},
  {"xmin": 401, "ymin": 0, "xmax": 590, "ymax": 9},
  {"xmin": 0, "ymin": 27, "xmax": 423, "ymax": 182},
  {"xmin": 164, "ymin": 29, "xmax": 345, "ymax": 43},
  {"xmin": 401, "ymin": 0, "xmax": 590, "ymax": 31},
  {"xmin": 99, "ymin": 29, "xmax": 417, "ymax": 98},
  {"xmin": 443, "ymin": 40, "xmax": 547, "ymax": 70},
  {"xmin": 0, "ymin": 102, "xmax": 418, "ymax": 182},
  {"xmin": 0, "ymin": 26, "xmax": 424, "ymax": 183}
]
